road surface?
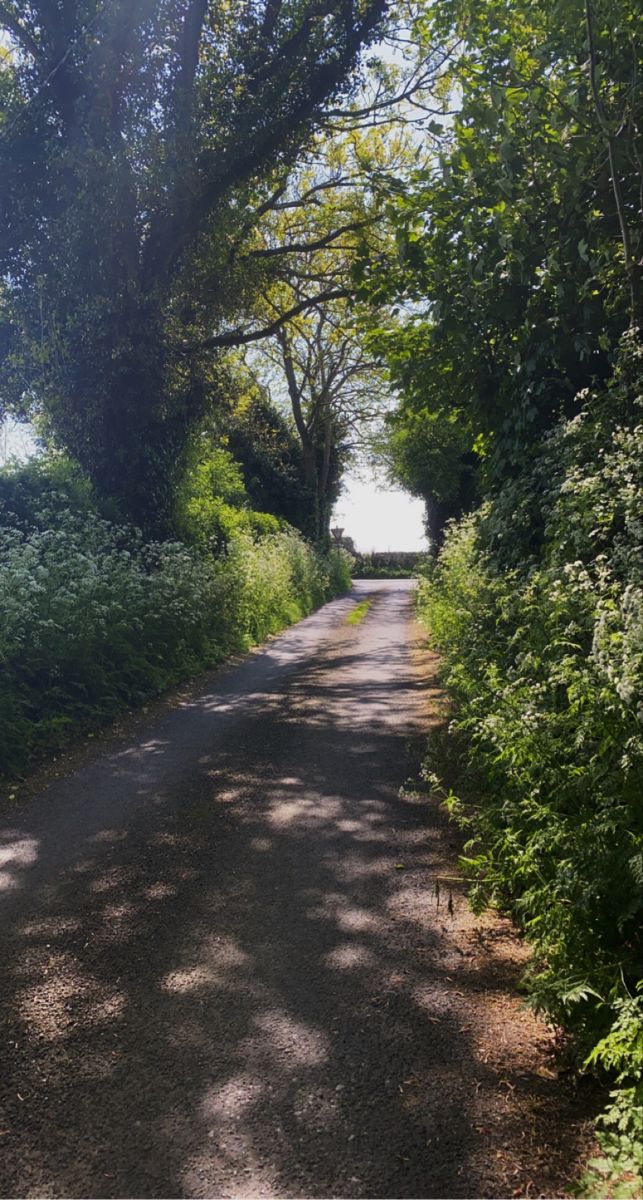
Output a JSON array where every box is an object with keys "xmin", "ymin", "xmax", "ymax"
[{"xmin": 0, "ymin": 582, "xmax": 585, "ymax": 1198}]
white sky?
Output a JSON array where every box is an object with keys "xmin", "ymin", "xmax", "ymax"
[
  {"xmin": 332, "ymin": 469, "xmax": 427, "ymax": 553},
  {"xmin": 0, "ymin": 417, "xmax": 37, "ymax": 464}
]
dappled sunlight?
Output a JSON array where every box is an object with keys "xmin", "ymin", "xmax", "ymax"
[
  {"xmin": 200, "ymin": 1071, "xmax": 265, "ymax": 1121},
  {"xmin": 0, "ymin": 583, "xmax": 585, "ymax": 1199},
  {"xmin": 143, "ymin": 881, "xmax": 179, "ymax": 901},
  {"xmin": 323, "ymin": 848, "xmax": 407, "ymax": 883},
  {"xmin": 18, "ymin": 950, "xmax": 127, "ymax": 1043},
  {"xmin": 88, "ymin": 829, "xmax": 129, "ymax": 845},
  {"xmin": 162, "ymin": 937, "xmax": 254, "ymax": 996},
  {"xmin": 249, "ymin": 836, "xmax": 273, "ymax": 853},
  {"xmin": 267, "ymin": 794, "xmax": 344, "ymax": 829},
  {"xmin": 19, "ymin": 914, "xmax": 83, "ymax": 938},
  {"xmin": 323, "ymin": 943, "xmax": 378, "ymax": 971},
  {"xmin": 0, "ymin": 831, "xmax": 40, "ymax": 893},
  {"xmin": 89, "ymin": 865, "xmax": 140, "ymax": 894},
  {"xmin": 247, "ymin": 1009, "xmax": 330, "ymax": 1069},
  {"xmin": 118, "ymin": 738, "xmax": 171, "ymax": 761}
]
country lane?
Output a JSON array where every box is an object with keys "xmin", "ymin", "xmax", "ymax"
[{"xmin": 0, "ymin": 581, "xmax": 587, "ymax": 1198}]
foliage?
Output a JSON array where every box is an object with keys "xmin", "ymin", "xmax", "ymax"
[
  {"xmin": 351, "ymin": 551, "xmax": 426, "ymax": 578},
  {"xmin": 0, "ymin": 454, "xmax": 96, "ymax": 529},
  {"xmin": 241, "ymin": 126, "xmax": 415, "ymax": 541},
  {"xmin": 417, "ymin": 334, "xmax": 643, "ymax": 1191},
  {"xmin": 581, "ymin": 985, "xmax": 643, "ymax": 1197},
  {"xmin": 0, "ymin": 0, "xmax": 388, "ymax": 530},
  {"xmin": 362, "ymin": 0, "xmax": 643, "ymax": 542},
  {"xmin": 224, "ymin": 382, "xmax": 314, "ymax": 535},
  {"xmin": 0, "ymin": 469, "xmax": 349, "ymax": 780},
  {"xmin": 255, "ymin": 299, "xmax": 389, "ymax": 542},
  {"xmin": 173, "ymin": 434, "xmax": 281, "ymax": 551}
]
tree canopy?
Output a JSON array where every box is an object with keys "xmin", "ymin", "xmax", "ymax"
[
  {"xmin": 0, "ymin": 0, "xmax": 391, "ymax": 529},
  {"xmin": 360, "ymin": 0, "xmax": 642, "ymax": 540}
]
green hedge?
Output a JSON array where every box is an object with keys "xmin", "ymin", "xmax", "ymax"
[
  {"xmin": 0, "ymin": 510, "xmax": 350, "ymax": 780},
  {"xmin": 418, "ymin": 335, "xmax": 643, "ymax": 1193}
]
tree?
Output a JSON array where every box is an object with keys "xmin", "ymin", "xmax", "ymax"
[
  {"xmin": 266, "ymin": 298, "xmax": 389, "ymax": 541},
  {"xmin": 232, "ymin": 127, "xmax": 405, "ymax": 541},
  {"xmin": 361, "ymin": 0, "xmax": 642, "ymax": 541},
  {"xmin": 583, "ymin": 0, "xmax": 643, "ymax": 329},
  {"xmin": 0, "ymin": 0, "xmax": 389, "ymax": 531},
  {"xmin": 218, "ymin": 364, "xmax": 313, "ymax": 534}
]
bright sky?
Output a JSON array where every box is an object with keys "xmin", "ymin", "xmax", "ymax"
[
  {"xmin": 332, "ymin": 469, "xmax": 427, "ymax": 553},
  {"xmin": 0, "ymin": 417, "xmax": 37, "ymax": 464}
]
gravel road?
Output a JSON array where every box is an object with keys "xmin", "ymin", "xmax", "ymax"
[{"xmin": 0, "ymin": 581, "xmax": 589, "ymax": 1198}]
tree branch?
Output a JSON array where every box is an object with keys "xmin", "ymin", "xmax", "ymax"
[
  {"xmin": 273, "ymin": 175, "xmax": 358, "ymax": 209},
  {"xmin": 192, "ymin": 287, "xmax": 351, "ymax": 351},
  {"xmin": 260, "ymin": 0, "xmax": 284, "ymax": 40},
  {"xmin": 142, "ymin": 0, "xmax": 387, "ymax": 288},
  {"xmin": 173, "ymin": 0, "xmax": 209, "ymax": 126},
  {"xmin": 0, "ymin": 4, "xmax": 42, "ymax": 60},
  {"xmin": 244, "ymin": 219, "xmax": 370, "ymax": 260},
  {"xmin": 277, "ymin": 326, "xmax": 310, "ymax": 447}
]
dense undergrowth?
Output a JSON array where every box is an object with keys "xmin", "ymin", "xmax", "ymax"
[
  {"xmin": 418, "ymin": 335, "xmax": 643, "ymax": 1194},
  {"xmin": 0, "ymin": 458, "xmax": 350, "ymax": 782}
]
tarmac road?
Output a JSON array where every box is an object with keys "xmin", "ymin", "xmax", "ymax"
[{"xmin": 0, "ymin": 581, "xmax": 584, "ymax": 1198}]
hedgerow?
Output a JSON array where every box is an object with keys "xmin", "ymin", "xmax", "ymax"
[
  {"xmin": 0, "ymin": 486, "xmax": 350, "ymax": 780},
  {"xmin": 418, "ymin": 334, "xmax": 643, "ymax": 1192}
]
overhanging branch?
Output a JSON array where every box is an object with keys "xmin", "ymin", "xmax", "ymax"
[
  {"xmin": 192, "ymin": 287, "xmax": 351, "ymax": 351},
  {"xmin": 244, "ymin": 219, "xmax": 370, "ymax": 260}
]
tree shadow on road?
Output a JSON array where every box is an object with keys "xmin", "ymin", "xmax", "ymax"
[{"xmin": 0, "ymin": 594, "xmax": 591, "ymax": 1198}]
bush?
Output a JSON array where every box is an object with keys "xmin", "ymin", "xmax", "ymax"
[
  {"xmin": 0, "ymin": 501, "xmax": 350, "ymax": 779},
  {"xmin": 417, "ymin": 334, "xmax": 643, "ymax": 1189},
  {"xmin": 173, "ymin": 441, "xmax": 283, "ymax": 551},
  {"xmin": 0, "ymin": 455, "xmax": 96, "ymax": 530},
  {"xmin": 352, "ymin": 552, "xmax": 428, "ymax": 579}
]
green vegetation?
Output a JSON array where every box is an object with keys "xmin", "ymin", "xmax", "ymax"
[
  {"xmin": 1, "ymin": 0, "xmax": 642, "ymax": 1185},
  {"xmin": 0, "ymin": 1, "xmax": 410, "ymax": 780},
  {"xmin": 0, "ymin": 1, "xmax": 421, "ymax": 536},
  {"xmin": 416, "ymin": 340, "xmax": 643, "ymax": 1185},
  {"xmin": 364, "ymin": 0, "xmax": 642, "ymax": 539},
  {"xmin": 345, "ymin": 598, "xmax": 371, "ymax": 625},
  {"xmin": 351, "ymin": 552, "xmax": 427, "ymax": 579},
  {"xmin": 364, "ymin": 0, "xmax": 643, "ymax": 1188},
  {"xmin": 0, "ymin": 457, "xmax": 350, "ymax": 781},
  {"xmin": 239, "ymin": 128, "xmax": 406, "ymax": 543}
]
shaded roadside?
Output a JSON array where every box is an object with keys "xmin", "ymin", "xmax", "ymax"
[{"xmin": 0, "ymin": 583, "xmax": 592, "ymax": 1197}]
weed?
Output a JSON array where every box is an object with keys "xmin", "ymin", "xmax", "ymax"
[{"xmin": 346, "ymin": 598, "xmax": 371, "ymax": 625}]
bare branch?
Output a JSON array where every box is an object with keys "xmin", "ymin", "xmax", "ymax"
[{"xmin": 273, "ymin": 176, "xmax": 359, "ymax": 209}]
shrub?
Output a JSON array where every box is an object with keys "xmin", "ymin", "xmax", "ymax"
[
  {"xmin": 352, "ymin": 552, "xmax": 428, "ymax": 579},
  {"xmin": 173, "ymin": 441, "xmax": 283, "ymax": 551},
  {"xmin": 418, "ymin": 334, "xmax": 643, "ymax": 1188},
  {"xmin": 0, "ymin": 455, "xmax": 96, "ymax": 530},
  {"xmin": 0, "ymin": 503, "xmax": 349, "ymax": 779}
]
